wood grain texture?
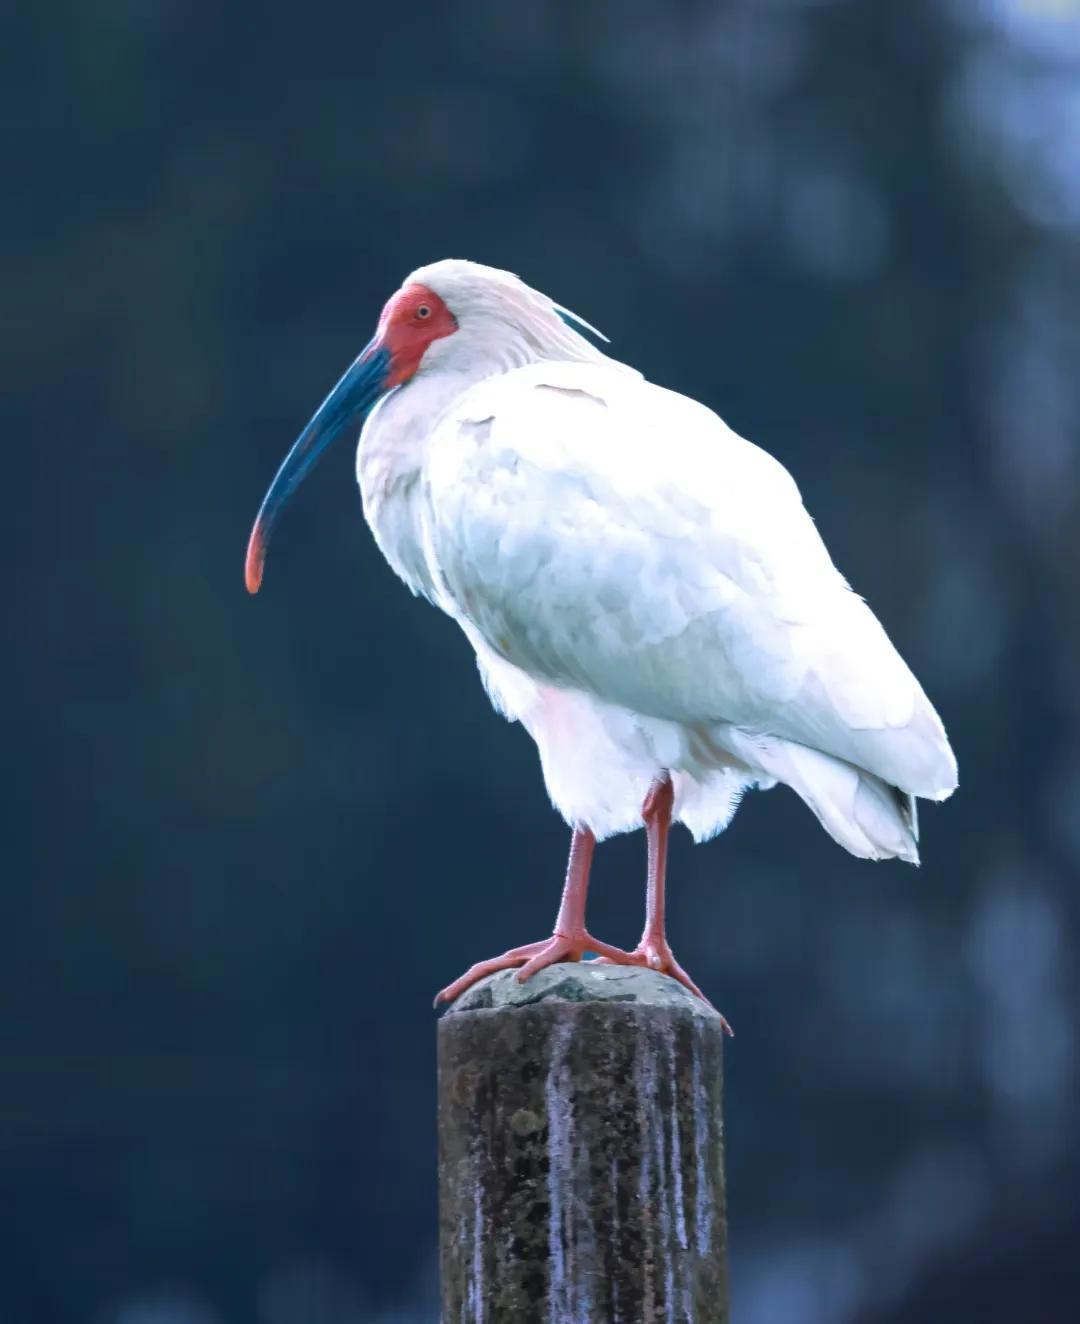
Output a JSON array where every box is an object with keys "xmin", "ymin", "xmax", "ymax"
[{"xmin": 438, "ymin": 964, "xmax": 728, "ymax": 1323}]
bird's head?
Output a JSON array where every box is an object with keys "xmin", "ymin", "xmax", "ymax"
[{"xmin": 244, "ymin": 260, "xmax": 605, "ymax": 594}]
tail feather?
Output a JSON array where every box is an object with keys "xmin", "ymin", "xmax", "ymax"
[
  {"xmin": 896, "ymin": 787, "xmax": 919, "ymax": 844},
  {"xmin": 847, "ymin": 766, "xmax": 920, "ymax": 863},
  {"xmin": 718, "ymin": 729, "xmax": 921, "ymax": 863}
]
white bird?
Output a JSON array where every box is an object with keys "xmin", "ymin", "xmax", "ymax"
[{"xmin": 245, "ymin": 259, "xmax": 957, "ymax": 1020}]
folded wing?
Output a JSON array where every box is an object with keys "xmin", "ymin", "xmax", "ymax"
[{"xmin": 422, "ymin": 361, "xmax": 957, "ymax": 800}]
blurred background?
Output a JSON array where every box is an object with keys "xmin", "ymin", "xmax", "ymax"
[{"xmin": 5, "ymin": 0, "xmax": 1080, "ymax": 1320}]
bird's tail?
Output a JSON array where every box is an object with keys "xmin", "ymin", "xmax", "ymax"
[
  {"xmin": 720, "ymin": 730, "xmax": 921, "ymax": 864},
  {"xmin": 778, "ymin": 741, "xmax": 920, "ymax": 864}
]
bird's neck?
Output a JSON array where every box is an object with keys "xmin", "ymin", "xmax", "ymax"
[
  {"xmin": 356, "ymin": 324, "xmax": 610, "ymax": 598},
  {"xmin": 355, "ymin": 365, "xmax": 480, "ymax": 601}
]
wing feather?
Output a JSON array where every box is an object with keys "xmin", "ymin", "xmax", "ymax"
[{"xmin": 422, "ymin": 361, "xmax": 957, "ymax": 800}]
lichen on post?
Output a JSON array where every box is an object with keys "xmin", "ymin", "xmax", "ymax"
[{"xmin": 437, "ymin": 963, "xmax": 729, "ymax": 1323}]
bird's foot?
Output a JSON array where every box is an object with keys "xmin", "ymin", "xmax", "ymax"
[
  {"xmin": 603, "ymin": 937, "xmax": 732, "ymax": 1034},
  {"xmin": 434, "ymin": 929, "xmax": 635, "ymax": 1006}
]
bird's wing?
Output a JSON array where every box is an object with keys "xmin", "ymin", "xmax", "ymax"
[{"xmin": 422, "ymin": 360, "xmax": 956, "ymax": 799}]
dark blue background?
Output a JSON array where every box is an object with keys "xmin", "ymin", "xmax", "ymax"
[{"xmin": 5, "ymin": 2, "xmax": 1079, "ymax": 1321}]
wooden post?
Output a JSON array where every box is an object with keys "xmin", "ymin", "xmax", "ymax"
[{"xmin": 438, "ymin": 963, "xmax": 729, "ymax": 1323}]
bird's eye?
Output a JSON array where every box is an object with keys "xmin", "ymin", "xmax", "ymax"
[{"xmin": 416, "ymin": 304, "xmax": 431, "ymax": 320}]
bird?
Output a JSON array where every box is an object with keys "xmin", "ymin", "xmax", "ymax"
[{"xmin": 245, "ymin": 259, "xmax": 957, "ymax": 1022}]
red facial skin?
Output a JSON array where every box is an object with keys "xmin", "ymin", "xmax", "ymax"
[{"xmin": 377, "ymin": 283, "xmax": 457, "ymax": 386}]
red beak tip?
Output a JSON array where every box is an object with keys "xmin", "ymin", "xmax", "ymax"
[
  {"xmin": 244, "ymin": 526, "xmax": 266, "ymax": 596},
  {"xmin": 244, "ymin": 548, "xmax": 264, "ymax": 596}
]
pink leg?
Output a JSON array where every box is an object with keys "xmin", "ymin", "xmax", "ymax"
[
  {"xmin": 434, "ymin": 826, "xmax": 636, "ymax": 1005},
  {"xmin": 619, "ymin": 775, "xmax": 732, "ymax": 1033}
]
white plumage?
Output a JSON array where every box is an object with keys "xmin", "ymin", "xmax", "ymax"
[
  {"xmin": 357, "ymin": 260, "xmax": 957, "ymax": 863},
  {"xmin": 247, "ymin": 256, "xmax": 958, "ymax": 1006}
]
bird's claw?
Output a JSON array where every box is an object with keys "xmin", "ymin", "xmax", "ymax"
[
  {"xmin": 434, "ymin": 929, "xmax": 635, "ymax": 1007},
  {"xmin": 599, "ymin": 938, "xmax": 733, "ymax": 1034}
]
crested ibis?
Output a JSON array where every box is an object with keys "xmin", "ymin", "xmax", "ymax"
[{"xmin": 245, "ymin": 260, "xmax": 958, "ymax": 1019}]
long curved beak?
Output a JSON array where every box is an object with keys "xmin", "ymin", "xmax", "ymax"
[{"xmin": 245, "ymin": 339, "xmax": 392, "ymax": 594}]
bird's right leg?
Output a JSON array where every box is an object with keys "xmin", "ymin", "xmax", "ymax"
[
  {"xmin": 614, "ymin": 774, "xmax": 733, "ymax": 1031},
  {"xmin": 434, "ymin": 826, "xmax": 634, "ymax": 1005}
]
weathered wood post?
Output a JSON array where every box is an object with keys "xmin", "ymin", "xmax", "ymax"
[{"xmin": 438, "ymin": 963, "xmax": 729, "ymax": 1323}]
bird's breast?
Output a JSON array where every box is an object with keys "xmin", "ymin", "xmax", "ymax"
[{"xmin": 356, "ymin": 400, "xmax": 441, "ymax": 601}]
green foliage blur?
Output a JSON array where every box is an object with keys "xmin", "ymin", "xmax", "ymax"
[{"xmin": 5, "ymin": 1, "xmax": 1079, "ymax": 1321}]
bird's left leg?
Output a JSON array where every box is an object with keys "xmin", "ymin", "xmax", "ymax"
[
  {"xmin": 434, "ymin": 826, "xmax": 635, "ymax": 1006},
  {"xmin": 623, "ymin": 774, "xmax": 732, "ymax": 1030}
]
